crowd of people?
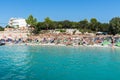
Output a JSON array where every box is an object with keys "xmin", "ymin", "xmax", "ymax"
[{"xmin": 0, "ymin": 33, "xmax": 120, "ymax": 48}]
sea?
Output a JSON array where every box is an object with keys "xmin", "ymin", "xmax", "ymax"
[{"xmin": 0, "ymin": 45, "xmax": 120, "ymax": 80}]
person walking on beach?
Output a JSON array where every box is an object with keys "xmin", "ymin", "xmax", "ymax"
[{"xmin": 111, "ymin": 36, "xmax": 114, "ymax": 48}]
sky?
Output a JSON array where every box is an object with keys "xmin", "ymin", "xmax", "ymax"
[{"xmin": 0, "ymin": 0, "xmax": 120, "ymax": 26}]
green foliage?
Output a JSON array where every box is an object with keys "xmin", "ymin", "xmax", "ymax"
[
  {"xmin": 89, "ymin": 18, "xmax": 99, "ymax": 31},
  {"xmin": 98, "ymin": 23, "xmax": 109, "ymax": 32},
  {"xmin": 90, "ymin": 18, "xmax": 97, "ymax": 23},
  {"xmin": 26, "ymin": 15, "xmax": 38, "ymax": 34},
  {"xmin": 34, "ymin": 17, "xmax": 109, "ymax": 34},
  {"xmin": 5, "ymin": 25, "xmax": 14, "ymax": 28},
  {"xmin": 109, "ymin": 17, "xmax": 120, "ymax": 35},
  {"xmin": 79, "ymin": 29, "xmax": 93, "ymax": 34},
  {"xmin": 61, "ymin": 20, "xmax": 72, "ymax": 29},
  {"xmin": 36, "ymin": 22, "xmax": 46, "ymax": 30},
  {"xmin": 0, "ymin": 26, "xmax": 4, "ymax": 31},
  {"xmin": 44, "ymin": 17, "xmax": 54, "ymax": 30},
  {"xmin": 79, "ymin": 29, "xmax": 85, "ymax": 34},
  {"xmin": 78, "ymin": 19, "xmax": 89, "ymax": 29},
  {"xmin": 25, "ymin": 15, "xmax": 120, "ymax": 35},
  {"xmin": 71, "ymin": 22, "xmax": 78, "ymax": 29},
  {"xmin": 59, "ymin": 29, "xmax": 66, "ymax": 32},
  {"xmin": 26, "ymin": 15, "xmax": 37, "ymax": 27}
]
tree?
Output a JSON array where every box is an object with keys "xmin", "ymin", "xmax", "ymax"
[
  {"xmin": 89, "ymin": 18, "xmax": 99, "ymax": 31},
  {"xmin": 26, "ymin": 15, "xmax": 37, "ymax": 27},
  {"xmin": 71, "ymin": 22, "xmax": 78, "ymax": 29},
  {"xmin": 98, "ymin": 23, "xmax": 109, "ymax": 32},
  {"xmin": 44, "ymin": 17, "xmax": 53, "ymax": 30},
  {"xmin": 56, "ymin": 21, "xmax": 63, "ymax": 29},
  {"xmin": 5, "ymin": 25, "xmax": 13, "ymax": 28},
  {"xmin": 26, "ymin": 15, "xmax": 38, "ymax": 34},
  {"xmin": 37, "ymin": 22, "xmax": 46, "ymax": 30},
  {"xmin": 79, "ymin": 19, "xmax": 89, "ymax": 29},
  {"xmin": 52, "ymin": 21, "xmax": 58, "ymax": 29},
  {"xmin": 61, "ymin": 20, "xmax": 72, "ymax": 29},
  {"xmin": 0, "ymin": 26, "xmax": 4, "ymax": 31},
  {"xmin": 109, "ymin": 17, "xmax": 120, "ymax": 35}
]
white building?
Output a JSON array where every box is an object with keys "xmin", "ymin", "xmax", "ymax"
[{"xmin": 8, "ymin": 18, "xmax": 27, "ymax": 28}]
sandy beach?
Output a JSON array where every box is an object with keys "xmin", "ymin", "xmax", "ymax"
[{"xmin": 0, "ymin": 31, "xmax": 120, "ymax": 48}]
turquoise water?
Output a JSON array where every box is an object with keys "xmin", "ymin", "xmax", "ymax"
[{"xmin": 0, "ymin": 46, "xmax": 120, "ymax": 80}]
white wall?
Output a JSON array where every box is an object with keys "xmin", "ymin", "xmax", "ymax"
[{"xmin": 8, "ymin": 18, "xmax": 27, "ymax": 28}]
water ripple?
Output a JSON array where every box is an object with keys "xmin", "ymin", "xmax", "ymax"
[{"xmin": 0, "ymin": 46, "xmax": 120, "ymax": 80}]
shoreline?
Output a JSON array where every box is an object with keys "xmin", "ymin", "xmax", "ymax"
[{"xmin": 3, "ymin": 43, "xmax": 120, "ymax": 48}]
